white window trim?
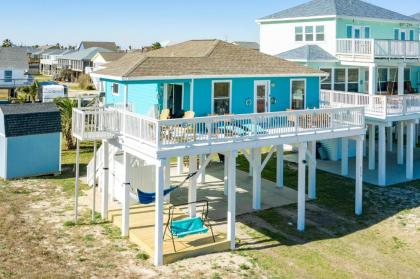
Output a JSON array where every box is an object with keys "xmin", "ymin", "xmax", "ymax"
[
  {"xmin": 112, "ymin": 83, "xmax": 119, "ymax": 96},
  {"xmin": 211, "ymin": 80, "xmax": 232, "ymax": 115},
  {"xmin": 290, "ymin": 79, "xmax": 307, "ymax": 110},
  {"xmin": 254, "ymin": 80, "xmax": 271, "ymax": 113},
  {"xmin": 164, "ymin": 83, "xmax": 184, "ymax": 111}
]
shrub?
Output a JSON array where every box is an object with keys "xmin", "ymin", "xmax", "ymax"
[{"xmin": 78, "ymin": 74, "xmax": 93, "ymax": 90}]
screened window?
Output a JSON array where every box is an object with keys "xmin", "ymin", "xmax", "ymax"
[
  {"xmin": 112, "ymin": 83, "xmax": 119, "ymax": 95},
  {"xmin": 4, "ymin": 70, "xmax": 12, "ymax": 82},
  {"xmin": 394, "ymin": 29, "xmax": 400, "ymax": 40},
  {"xmin": 334, "ymin": 69, "xmax": 346, "ymax": 91},
  {"xmin": 316, "ymin": 25, "xmax": 325, "ymax": 41},
  {"xmin": 364, "ymin": 27, "xmax": 370, "ymax": 39},
  {"xmin": 346, "ymin": 26, "xmax": 353, "ymax": 38},
  {"xmin": 347, "ymin": 69, "xmax": 359, "ymax": 92},
  {"xmin": 295, "ymin": 26, "xmax": 303, "ymax": 41},
  {"xmin": 377, "ymin": 68, "xmax": 388, "ymax": 92},
  {"xmin": 305, "ymin": 26, "xmax": 314, "ymax": 41},
  {"xmin": 389, "ymin": 68, "xmax": 398, "ymax": 81},
  {"xmin": 320, "ymin": 68, "xmax": 332, "ymax": 90},
  {"xmin": 213, "ymin": 82, "xmax": 230, "ymax": 115},
  {"xmin": 291, "ymin": 80, "xmax": 305, "ymax": 110}
]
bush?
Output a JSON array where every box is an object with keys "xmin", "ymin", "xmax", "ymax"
[{"xmin": 78, "ymin": 74, "xmax": 93, "ymax": 90}]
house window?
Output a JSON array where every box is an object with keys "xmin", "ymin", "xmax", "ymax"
[
  {"xmin": 364, "ymin": 27, "xmax": 370, "ymax": 39},
  {"xmin": 377, "ymin": 68, "xmax": 388, "ymax": 92},
  {"xmin": 295, "ymin": 26, "xmax": 303, "ymax": 41},
  {"xmin": 334, "ymin": 69, "xmax": 346, "ymax": 91},
  {"xmin": 291, "ymin": 80, "xmax": 305, "ymax": 110},
  {"xmin": 404, "ymin": 68, "xmax": 411, "ymax": 81},
  {"xmin": 4, "ymin": 70, "xmax": 12, "ymax": 82},
  {"xmin": 212, "ymin": 81, "xmax": 231, "ymax": 115},
  {"xmin": 305, "ymin": 26, "xmax": 314, "ymax": 41},
  {"xmin": 347, "ymin": 69, "xmax": 359, "ymax": 92},
  {"xmin": 320, "ymin": 68, "xmax": 332, "ymax": 90},
  {"xmin": 316, "ymin": 25, "xmax": 325, "ymax": 41},
  {"xmin": 112, "ymin": 83, "xmax": 119, "ymax": 95},
  {"xmin": 409, "ymin": 30, "xmax": 415, "ymax": 41},
  {"xmin": 394, "ymin": 29, "xmax": 400, "ymax": 40},
  {"xmin": 346, "ymin": 26, "xmax": 353, "ymax": 38}
]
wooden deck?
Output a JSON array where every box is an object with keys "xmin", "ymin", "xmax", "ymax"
[{"xmin": 108, "ymin": 204, "xmax": 230, "ymax": 264}]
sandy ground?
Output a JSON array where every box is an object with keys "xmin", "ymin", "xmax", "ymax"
[{"xmin": 0, "ymin": 178, "xmax": 264, "ymax": 279}]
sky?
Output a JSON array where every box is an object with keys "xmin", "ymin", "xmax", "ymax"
[{"xmin": 0, "ymin": 0, "xmax": 419, "ymax": 49}]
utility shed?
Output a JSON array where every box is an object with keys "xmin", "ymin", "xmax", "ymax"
[{"xmin": 0, "ymin": 103, "xmax": 61, "ymax": 179}]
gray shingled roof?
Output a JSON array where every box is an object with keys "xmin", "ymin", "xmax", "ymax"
[
  {"xmin": 0, "ymin": 103, "xmax": 61, "ymax": 137},
  {"xmin": 232, "ymin": 41, "xmax": 260, "ymax": 50},
  {"xmin": 259, "ymin": 0, "xmax": 418, "ymax": 22},
  {"xmin": 79, "ymin": 41, "xmax": 118, "ymax": 51},
  {"xmin": 0, "ymin": 48, "xmax": 28, "ymax": 69},
  {"xmin": 276, "ymin": 45, "xmax": 337, "ymax": 62},
  {"xmin": 60, "ymin": 47, "xmax": 112, "ymax": 61},
  {"xmin": 412, "ymin": 13, "xmax": 420, "ymax": 20}
]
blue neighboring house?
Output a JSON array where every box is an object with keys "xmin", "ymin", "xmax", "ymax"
[
  {"xmin": 91, "ymin": 39, "xmax": 325, "ymax": 118},
  {"xmin": 0, "ymin": 103, "xmax": 61, "ymax": 179}
]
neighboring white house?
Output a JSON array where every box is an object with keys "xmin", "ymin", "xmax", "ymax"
[
  {"xmin": 40, "ymin": 49, "xmax": 74, "ymax": 77},
  {"xmin": 0, "ymin": 48, "xmax": 32, "ymax": 90},
  {"xmin": 258, "ymin": 0, "xmax": 420, "ymax": 186},
  {"xmin": 89, "ymin": 52, "xmax": 126, "ymax": 89}
]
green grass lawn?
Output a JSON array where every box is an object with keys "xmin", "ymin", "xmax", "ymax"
[{"xmin": 235, "ymin": 152, "xmax": 420, "ymax": 278}]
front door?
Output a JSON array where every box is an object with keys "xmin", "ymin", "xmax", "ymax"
[
  {"xmin": 353, "ymin": 27, "xmax": 361, "ymax": 39},
  {"xmin": 254, "ymin": 81, "xmax": 270, "ymax": 113},
  {"xmin": 165, "ymin": 84, "xmax": 183, "ymax": 118},
  {"xmin": 291, "ymin": 80, "xmax": 306, "ymax": 110}
]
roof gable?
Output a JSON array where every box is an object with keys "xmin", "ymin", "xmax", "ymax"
[
  {"xmin": 60, "ymin": 47, "xmax": 113, "ymax": 61},
  {"xmin": 93, "ymin": 40, "xmax": 324, "ymax": 79},
  {"xmin": 277, "ymin": 45, "xmax": 337, "ymax": 62},
  {"xmin": 259, "ymin": 0, "xmax": 417, "ymax": 22},
  {"xmin": 412, "ymin": 13, "xmax": 420, "ymax": 20},
  {"xmin": 79, "ymin": 41, "xmax": 118, "ymax": 51}
]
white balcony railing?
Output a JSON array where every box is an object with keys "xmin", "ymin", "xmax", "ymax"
[
  {"xmin": 336, "ymin": 39, "xmax": 420, "ymax": 60},
  {"xmin": 320, "ymin": 90, "xmax": 420, "ymax": 118},
  {"xmin": 72, "ymin": 106, "xmax": 365, "ymax": 151}
]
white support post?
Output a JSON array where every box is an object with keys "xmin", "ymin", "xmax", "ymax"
[
  {"xmin": 199, "ymin": 154, "xmax": 206, "ymax": 184},
  {"xmin": 248, "ymin": 149, "xmax": 253, "ymax": 177},
  {"xmin": 188, "ymin": 155, "xmax": 198, "ymax": 217},
  {"xmin": 92, "ymin": 140, "xmax": 97, "ymax": 221},
  {"xmin": 398, "ymin": 64, "xmax": 405, "ymax": 95},
  {"xmin": 121, "ymin": 152, "xmax": 130, "ymax": 237},
  {"xmin": 406, "ymin": 121, "xmax": 414, "ymax": 180},
  {"xmin": 341, "ymin": 138, "xmax": 349, "ymax": 176},
  {"xmin": 165, "ymin": 159, "xmax": 171, "ymax": 202},
  {"xmin": 368, "ymin": 64, "xmax": 377, "ymax": 95},
  {"xmin": 368, "ymin": 124, "xmax": 376, "ymax": 170},
  {"xmin": 227, "ymin": 150, "xmax": 237, "ymax": 250},
  {"xmin": 154, "ymin": 159, "xmax": 165, "ymax": 266},
  {"xmin": 386, "ymin": 126, "xmax": 393, "ymax": 152},
  {"xmin": 224, "ymin": 154, "xmax": 229, "ymax": 196},
  {"xmin": 177, "ymin": 156, "xmax": 183, "ymax": 175},
  {"xmin": 378, "ymin": 125, "xmax": 386, "ymax": 186},
  {"xmin": 276, "ymin": 145, "xmax": 284, "ymax": 188},
  {"xmin": 74, "ymin": 139, "xmax": 80, "ymax": 223},
  {"xmin": 397, "ymin": 122, "xmax": 404, "ymax": 165},
  {"xmin": 297, "ymin": 143, "xmax": 307, "ymax": 231},
  {"xmin": 355, "ymin": 135, "xmax": 364, "ymax": 215},
  {"xmin": 101, "ymin": 140, "xmax": 109, "ymax": 219},
  {"xmin": 308, "ymin": 141, "xmax": 316, "ymax": 199},
  {"xmin": 252, "ymin": 148, "xmax": 262, "ymax": 210}
]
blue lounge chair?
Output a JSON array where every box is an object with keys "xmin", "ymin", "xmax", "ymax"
[
  {"xmin": 218, "ymin": 125, "xmax": 248, "ymax": 136},
  {"xmin": 163, "ymin": 200, "xmax": 215, "ymax": 252},
  {"xmin": 241, "ymin": 123, "xmax": 268, "ymax": 135}
]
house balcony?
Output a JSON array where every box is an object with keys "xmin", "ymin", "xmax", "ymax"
[
  {"xmin": 336, "ymin": 39, "xmax": 420, "ymax": 62},
  {"xmin": 320, "ymin": 90, "xmax": 420, "ymax": 121},
  {"xmin": 72, "ymin": 106, "xmax": 366, "ymax": 158}
]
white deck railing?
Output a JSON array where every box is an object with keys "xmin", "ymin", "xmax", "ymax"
[
  {"xmin": 336, "ymin": 39, "xmax": 420, "ymax": 60},
  {"xmin": 320, "ymin": 90, "xmax": 420, "ymax": 118},
  {"xmin": 73, "ymin": 106, "xmax": 365, "ymax": 150}
]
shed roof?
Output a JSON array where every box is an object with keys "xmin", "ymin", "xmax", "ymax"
[
  {"xmin": 0, "ymin": 48, "xmax": 28, "ymax": 69},
  {"xmin": 259, "ymin": 0, "xmax": 418, "ymax": 22},
  {"xmin": 93, "ymin": 39, "xmax": 324, "ymax": 79},
  {"xmin": 0, "ymin": 103, "xmax": 61, "ymax": 137},
  {"xmin": 276, "ymin": 45, "xmax": 337, "ymax": 62}
]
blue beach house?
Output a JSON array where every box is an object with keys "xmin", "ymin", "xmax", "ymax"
[{"xmin": 92, "ymin": 40, "xmax": 325, "ymax": 118}]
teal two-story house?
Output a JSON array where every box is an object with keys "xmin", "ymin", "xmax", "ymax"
[
  {"xmin": 258, "ymin": 0, "xmax": 420, "ymax": 95},
  {"xmin": 91, "ymin": 40, "xmax": 325, "ymax": 118}
]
